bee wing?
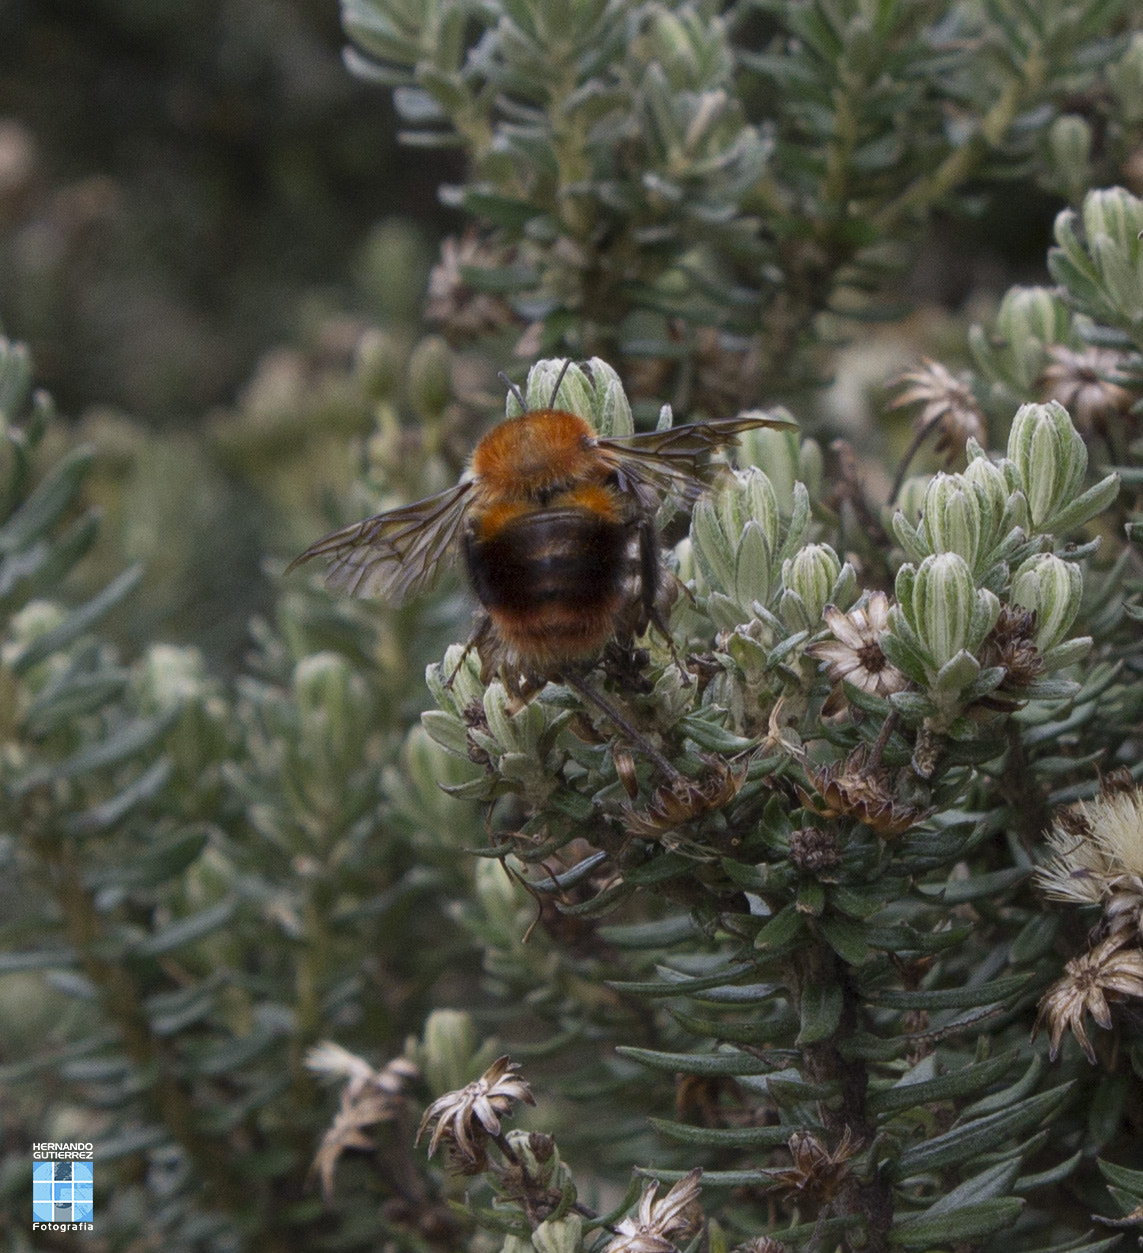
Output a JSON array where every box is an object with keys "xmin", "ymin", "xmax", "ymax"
[
  {"xmin": 285, "ymin": 480, "xmax": 475, "ymax": 604},
  {"xmin": 597, "ymin": 414, "xmax": 797, "ymax": 505}
]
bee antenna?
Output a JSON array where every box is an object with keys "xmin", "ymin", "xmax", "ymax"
[
  {"xmin": 498, "ymin": 371, "xmax": 528, "ymax": 414},
  {"xmin": 549, "ymin": 358, "xmax": 574, "ymax": 410}
]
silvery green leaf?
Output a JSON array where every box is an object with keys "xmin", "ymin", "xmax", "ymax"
[
  {"xmin": 706, "ymin": 590, "xmax": 749, "ymax": 631},
  {"xmin": 965, "ymin": 587, "xmax": 1001, "ymax": 654},
  {"xmin": 775, "ymin": 481, "xmax": 811, "ymax": 566},
  {"xmin": 586, "ymin": 357, "xmax": 633, "ymax": 435},
  {"xmin": 691, "ymin": 497, "xmax": 736, "ymax": 593},
  {"xmin": 732, "ymin": 520, "xmax": 773, "ymax": 607},
  {"xmin": 890, "ymin": 690, "xmax": 938, "ymax": 721},
  {"xmin": 1040, "ymin": 636, "xmax": 1092, "ymax": 671},
  {"xmin": 933, "ymin": 649, "xmax": 980, "ymax": 695},
  {"xmin": 1044, "ymin": 471, "xmax": 1119, "ymax": 535},
  {"xmin": 891, "ymin": 510, "xmax": 927, "ymax": 564}
]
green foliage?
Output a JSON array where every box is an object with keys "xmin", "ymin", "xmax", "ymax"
[
  {"xmin": 343, "ymin": 0, "xmax": 1138, "ymax": 400},
  {"xmin": 6, "ymin": 1, "xmax": 1143, "ymax": 1252}
]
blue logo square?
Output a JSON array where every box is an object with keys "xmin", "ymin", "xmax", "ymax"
[{"xmin": 33, "ymin": 1155, "xmax": 94, "ymax": 1227}]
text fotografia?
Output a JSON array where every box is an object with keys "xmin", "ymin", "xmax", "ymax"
[
  {"xmin": 33, "ymin": 1142, "xmax": 93, "ymax": 1159},
  {"xmin": 33, "ymin": 1221, "xmax": 95, "ymax": 1231}
]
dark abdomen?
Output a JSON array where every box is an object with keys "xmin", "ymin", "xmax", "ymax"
[{"xmin": 465, "ymin": 508, "xmax": 632, "ymax": 666}]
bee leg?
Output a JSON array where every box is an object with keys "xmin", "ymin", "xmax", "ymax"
[
  {"xmin": 636, "ymin": 517, "xmax": 690, "ymax": 684},
  {"xmin": 600, "ymin": 641, "xmax": 652, "ymax": 694},
  {"xmin": 564, "ymin": 674, "xmax": 682, "ymax": 784},
  {"xmin": 445, "ymin": 614, "xmax": 494, "ymax": 689}
]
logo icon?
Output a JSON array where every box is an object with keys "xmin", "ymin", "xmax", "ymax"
[{"xmin": 32, "ymin": 1144, "xmax": 94, "ymax": 1230}]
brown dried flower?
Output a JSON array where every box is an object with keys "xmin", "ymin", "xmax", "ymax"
[
  {"xmin": 306, "ymin": 1043, "xmax": 420, "ymax": 1198},
  {"xmin": 799, "ymin": 746, "xmax": 934, "ymax": 839},
  {"xmin": 978, "ymin": 605, "xmax": 1045, "ymax": 703},
  {"xmin": 623, "ymin": 759, "xmax": 747, "ymax": 839},
  {"xmin": 890, "ymin": 358, "xmax": 987, "ymax": 462},
  {"xmin": 604, "ymin": 1168, "xmax": 703, "ymax": 1253},
  {"xmin": 1039, "ymin": 345, "xmax": 1135, "ymax": 436},
  {"xmin": 788, "ymin": 826, "xmax": 841, "ymax": 873},
  {"xmin": 762, "ymin": 1128, "xmax": 859, "ymax": 1201},
  {"xmin": 1034, "ymin": 931, "xmax": 1143, "ymax": 1062},
  {"xmin": 416, "ymin": 1056, "xmax": 534, "ymax": 1165},
  {"xmin": 808, "ymin": 592, "xmax": 908, "ymax": 715}
]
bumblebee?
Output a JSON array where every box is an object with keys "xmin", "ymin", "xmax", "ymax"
[{"xmin": 287, "ymin": 368, "xmax": 793, "ymax": 690}]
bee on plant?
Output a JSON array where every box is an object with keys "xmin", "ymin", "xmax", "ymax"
[{"xmin": 287, "ymin": 360, "xmax": 793, "ymax": 773}]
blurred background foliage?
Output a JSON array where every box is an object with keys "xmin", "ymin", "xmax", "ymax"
[{"xmin": 4, "ymin": 0, "xmax": 1143, "ymax": 1250}]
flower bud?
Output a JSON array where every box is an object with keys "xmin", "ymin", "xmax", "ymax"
[
  {"xmin": 918, "ymin": 473, "xmax": 985, "ymax": 568},
  {"xmin": 961, "ymin": 452, "xmax": 1011, "ymax": 521},
  {"xmin": 294, "ymin": 652, "xmax": 371, "ymax": 769},
  {"xmin": 475, "ymin": 855, "xmax": 528, "ymax": 937},
  {"xmin": 136, "ymin": 643, "xmax": 207, "ymax": 711},
  {"xmin": 137, "ymin": 644, "xmax": 231, "ymax": 789},
  {"xmin": 533, "ymin": 1214, "xmax": 584, "ymax": 1253},
  {"xmin": 734, "ymin": 416, "xmax": 802, "ymax": 509},
  {"xmin": 523, "ymin": 358, "xmax": 594, "ymax": 421},
  {"xmin": 690, "ymin": 467, "xmax": 780, "ymax": 616},
  {"xmin": 1010, "ymin": 553, "xmax": 1083, "ymax": 651},
  {"xmin": 1007, "ymin": 401, "xmax": 1087, "ymax": 529},
  {"xmin": 418, "ymin": 1009, "xmax": 480, "ymax": 1095},
  {"xmin": 505, "ymin": 1129, "xmax": 572, "ymax": 1191},
  {"xmin": 989, "ymin": 286, "xmax": 1070, "ymax": 390},
  {"xmin": 407, "ymin": 335, "xmax": 452, "ymax": 423},
  {"xmin": 354, "ymin": 328, "xmax": 403, "ymax": 403},
  {"xmin": 586, "ymin": 356, "xmax": 634, "ymax": 436},
  {"xmin": 782, "ymin": 543, "xmax": 841, "ymax": 623},
  {"xmin": 1048, "ymin": 116, "xmax": 1092, "ymax": 203},
  {"xmin": 887, "ymin": 475, "xmax": 930, "ymax": 540},
  {"xmin": 1108, "ymin": 33, "xmax": 1143, "ymax": 125},
  {"xmin": 1082, "ymin": 186, "xmax": 1143, "ymax": 256},
  {"xmin": 908, "ymin": 553, "xmax": 975, "ymax": 668},
  {"xmin": 400, "ymin": 724, "xmax": 483, "ymax": 827}
]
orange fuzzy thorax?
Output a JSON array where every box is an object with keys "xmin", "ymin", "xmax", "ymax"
[{"xmin": 470, "ymin": 410, "xmax": 600, "ymax": 499}]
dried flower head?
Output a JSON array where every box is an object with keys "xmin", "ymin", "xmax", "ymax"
[
  {"xmin": 426, "ymin": 232, "xmax": 518, "ymax": 342},
  {"xmin": 604, "ymin": 1168, "xmax": 703, "ymax": 1253},
  {"xmin": 762, "ymin": 1128, "xmax": 859, "ymax": 1201},
  {"xmin": 1036, "ymin": 785, "xmax": 1143, "ymax": 937},
  {"xmin": 416, "ymin": 1056, "xmax": 535, "ymax": 1165},
  {"xmin": 808, "ymin": 593, "xmax": 908, "ymax": 715},
  {"xmin": 1039, "ymin": 345, "xmax": 1135, "ymax": 435},
  {"xmin": 799, "ymin": 746, "xmax": 934, "ymax": 839},
  {"xmin": 978, "ymin": 605, "xmax": 1045, "ymax": 702},
  {"xmin": 305, "ymin": 1044, "xmax": 420, "ymax": 1198},
  {"xmin": 623, "ymin": 759, "xmax": 746, "ymax": 839},
  {"xmin": 788, "ymin": 826, "xmax": 841, "ymax": 873},
  {"xmin": 890, "ymin": 358, "xmax": 987, "ymax": 462},
  {"xmin": 1034, "ymin": 931, "xmax": 1143, "ymax": 1062}
]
